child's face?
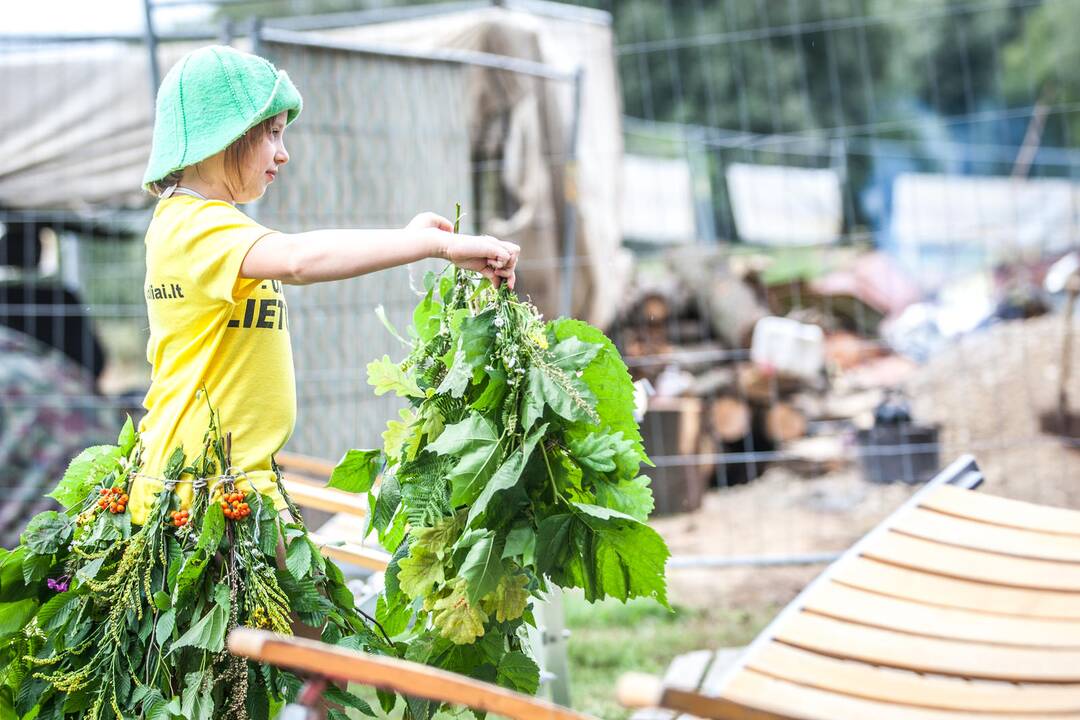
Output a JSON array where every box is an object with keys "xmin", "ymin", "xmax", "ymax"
[{"xmin": 236, "ymin": 111, "xmax": 290, "ymax": 203}]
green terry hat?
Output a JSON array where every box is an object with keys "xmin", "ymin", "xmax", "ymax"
[{"xmin": 143, "ymin": 45, "xmax": 302, "ymax": 190}]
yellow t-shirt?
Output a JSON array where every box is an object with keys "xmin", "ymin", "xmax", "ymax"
[{"xmin": 129, "ymin": 194, "xmax": 295, "ymax": 525}]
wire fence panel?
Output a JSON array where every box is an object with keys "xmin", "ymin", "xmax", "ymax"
[{"xmin": 256, "ymin": 38, "xmax": 472, "ymax": 461}]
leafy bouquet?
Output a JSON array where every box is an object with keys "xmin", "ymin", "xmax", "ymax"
[
  {"xmin": 0, "ymin": 406, "xmax": 389, "ymax": 720},
  {"xmin": 327, "ymin": 208, "xmax": 670, "ymax": 715}
]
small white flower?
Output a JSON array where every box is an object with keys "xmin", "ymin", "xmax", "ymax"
[{"xmin": 494, "ymin": 316, "xmax": 505, "ymax": 328}]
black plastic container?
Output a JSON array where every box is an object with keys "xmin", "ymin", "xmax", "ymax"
[{"xmin": 855, "ymin": 423, "xmax": 940, "ymax": 485}]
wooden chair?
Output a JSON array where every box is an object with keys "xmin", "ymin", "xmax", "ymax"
[
  {"xmin": 618, "ymin": 453, "xmax": 1080, "ymax": 719},
  {"xmin": 245, "ymin": 453, "xmax": 1080, "ymax": 718}
]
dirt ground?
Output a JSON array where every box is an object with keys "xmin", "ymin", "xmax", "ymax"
[{"xmin": 650, "ymin": 314, "xmax": 1080, "ymax": 611}]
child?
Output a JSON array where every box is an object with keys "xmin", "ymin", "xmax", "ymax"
[
  {"xmin": 131, "ymin": 44, "xmax": 519, "ymax": 527},
  {"xmin": 0, "ymin": 44, "xmax": 519, "ymax": 720}
]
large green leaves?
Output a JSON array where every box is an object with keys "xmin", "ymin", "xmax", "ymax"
[
  {"xmin": 427, "ymin": 413, "xmax": 503, "ymax": 506},
  {"xmin": 328, "ymin": 449, "xmax": 381, "ymax": 493},
  {"xmin": 368, "ymin": 355, "xmax": 423, "ymax": 398},
  {"xmin": 537, "ymin": 503, "xmax": 669, "ymax": 606},
  {"xmin": 465, "ymin": 423, "xmax": 547, "ymax": 527},
  {"xmin": 437, "ymin": 310, "xmax": 496, "ymax": 397},
  {"xmin": 552, "ymin": 318, "xmax": 651, "ymax": 467},
  {"xmin": 21, "ymin": 512, "xmax": 72, "ymax": 556},
  {"xmin": 47, "ymin": 444, "xmax": 123, "ymax": 509}
]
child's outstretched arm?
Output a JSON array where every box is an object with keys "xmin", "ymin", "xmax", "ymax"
[{"xmin": 240, "ymin": 212, "xmax": 519, "ymax": 288}]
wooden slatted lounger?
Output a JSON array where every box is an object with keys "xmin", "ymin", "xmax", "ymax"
[
  {"xmin": 618, "ymin": 454, "xmax": 1080, "ymax": 719},
  {"xmin": 231, "ymin": 454, "xmax": 1080, "ymax": 719}
]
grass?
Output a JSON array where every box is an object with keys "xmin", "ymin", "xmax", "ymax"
[
  {"xmin": 561, "ymin": 592, "xmax": 778, "ymax": 719},
  {"xmin": 342, "ymin": 593, "xmax": 778, "ymax": 719}
]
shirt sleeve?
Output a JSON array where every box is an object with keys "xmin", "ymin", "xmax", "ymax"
[{"xmin": 182, "ymin": 201, "xmax": 276, "ymax": 304}]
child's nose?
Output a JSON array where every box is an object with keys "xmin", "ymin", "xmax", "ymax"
[{"xmin": 276, "ymin": 144, "xmax": 290, "ymax": 165}]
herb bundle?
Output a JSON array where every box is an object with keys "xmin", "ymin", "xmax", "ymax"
[
  {"xmin": 1, "ymin": 402, "xmax": 388, "ymax": 720},
  {"xmin": 327, "ymin": 207, "xmax": 670, "ymax": 716}
]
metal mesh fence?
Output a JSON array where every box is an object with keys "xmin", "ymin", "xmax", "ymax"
[{"xmin": 3, "ymin": 0, "xmax": 1080, "ymax": 570}]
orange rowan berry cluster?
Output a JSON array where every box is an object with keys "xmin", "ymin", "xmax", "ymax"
[
  {"xmin": 170, "ymin": 509, "xmax": 190, "ymax": 528},
  {"xmin": 221, "ymin": 492, "xmax": 250, "ymax": 520},
  {"xmin": 97, "ymin": 487, "xmax": 128, "ymax": 514}
]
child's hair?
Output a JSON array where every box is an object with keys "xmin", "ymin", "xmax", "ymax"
[{"xmin": 147, "ymin": 117, "xmax": 276, "ymax": 198}]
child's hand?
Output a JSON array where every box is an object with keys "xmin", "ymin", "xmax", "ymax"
[{"xmin": 409, "ymin": 213, "xmax": 520, "ymax": 289}]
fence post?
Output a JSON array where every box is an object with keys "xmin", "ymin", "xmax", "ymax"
[{"xmin": 141, "ymin": 0, "xmax": 161, "ymax": 103}]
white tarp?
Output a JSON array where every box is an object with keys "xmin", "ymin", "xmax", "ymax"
[
  {"xmin": 621, "ymin": 154, "xmax": 696, "ymax": 244},
  {"xmin": 725, "ymin": 162, "xmax": 843, "ymax": 246},
  {"xmin": 892, "ymin": 172, "xmax": 1080, "ymax": 257}
]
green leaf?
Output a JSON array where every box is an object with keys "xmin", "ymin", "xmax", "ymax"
[
  {"xmin": 412, "ymin": 289, "xmax": 441, "ymax": 344},
  {"xmin": 21, "ymin": 512, "xmax": 72, "ymax": 556},
  {"xmin": 172, "ymin": 546, "xmax": 210, "ymax": 608},
  {"xmin": 594, "ymin": 476, "xmax": 655, "ymax": 522},
  {"xmin": 286, "ymin": 536, "xmax": 313, "ymax": 580},
  {"xmin": 574, "ymin": 503, "xmax": 670, "ymax": 606},
  {"xmin": 196, "ymin": 503, "xmax": 225, "ymax": 554},
  {"xmin": 553, "ymin": 318, "xmax": 651, "ymax": 466},
  {"xmin": 375, "ymin": 593, "xmax": 413, "ymax": 638},
  {"xmin": 37, "ymin": 591, "xmax": 80, "ymax": 632},
  {"xmin": 502, "ymin": 524, "xmax": 536, "ymax": 562},
  {"xmin": 568, "ymin": 432, "xmax": 617, "ymax": 473},
  {"xmin": 466, "ymin": 423, "xmax": 547, "ymax": 527},
  {"xmin": 371, "ymin": 475, "xmax": 401, "ymax": 537},
  {"xmin": 328, "ymin": 449, "xmax": 382, "ymax": 493},
  {"xmin": 0, "ymin": 599, "xmax": 38, "ymax": 639},
  {"xmin": 549, "ymin": 335, "xmax": 602, "ymax": 373},
  {"xmin": 171, "ymin": 586, "xmax": 229, "ymax": 654},
  {"xmin": 47, "ymin": 445, "xmax": 122, "ymax": 509},
  {"xmin": 520, "ymin": 364, "xmax": 597, "ymax": 431},
  {"xmin": 496, "ymin": 651, "xmax": 540, "ymax": 694},
  {"xmin": 117, "ymin": 415, "xmax": 137, "ymax": 456},
  {"xmin": 431, "ymin": 578, "xmax": 487, "ymax": 645},
  {"xmin": 428, "ymin": 414, "xmax": 503, "ymax": 506},
  {"xmin": 397, "ymin": 546, "xmax": 444, "ymax": 600},
  {"xmin": 367, "ymin": 355, "xmax": 423, "ymax": 398},
  {"xmin": 437, "ymin": 310, "xmax": 495, "ymax": 397},
  {"xmin": 459, "ymin": 534, "xmax": 505, "ymax": 605},
  {"xmin": 375, "ymin": 304, "xmax": 411, "ymax": 347},
  {"xmin": 156, "ymin": 607, "xmax": 176, "ymax": 646},
  {"xmin": 21, "ymin": 551, "xmax": 52, "ymax": 585}
]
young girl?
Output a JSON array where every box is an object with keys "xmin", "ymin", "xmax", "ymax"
[
  {"xmin": 131, "ymin": 44, "xmax": 519, "ymax": 527},
  {"xmin": 0, "ymin": 44, "xmax": 519, "ymax": 720}
]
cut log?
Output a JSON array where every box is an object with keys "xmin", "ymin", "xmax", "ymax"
[
  {"xmin": 708, "ymin": 396, "xmax": 751, "ymax": 442},
  {"xmin": 688, "ymin": 365, "xmax": 738, "ymax": 397},
  {"xmin": 765, "ymin": 402, "xmax": 807, "ymax": 443},
  {"xmin": 667, "ymin": 247, "xmax": 770, "ymax": 348},
  {"xmin": 738, "ymin": 363, "xmax": 805, "ymax": 403}
]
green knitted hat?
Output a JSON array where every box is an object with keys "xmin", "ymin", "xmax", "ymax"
[{"xmin": 142, "ymin": 45, "xmax": 302, "ymax": 190}]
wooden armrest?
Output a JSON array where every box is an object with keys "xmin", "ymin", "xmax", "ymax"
[
  {"xmin": 276, "ymin": 452, "xmax": 338, "ymax": 479},
  {"xmin": 281, "ymin": 480, "xmax": 369, "ymax": 518},
  {"xmin": 227, "ymin": 628, "xmax": 592, "ymax": 720},
  {"xmin": 308, "ymin": 532, "xmax": 391, "ymax": 571}
]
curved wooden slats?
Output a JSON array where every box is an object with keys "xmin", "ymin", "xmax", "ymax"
[
  {"xmin": 863, "ymin": 532, "xmax": 1080, "ymax": 592},
  {"xmin": 802, "ymin": 581, "xmax": 1080, "ymax": 648},
  {"xmin": 747, "ymin": 643, "xmax": 1080, "ymax": 714},
  {"xmin": 893, "ymin": 507, "xmax": 1080, "ymax": 563},
  {"xmin": 723, "ymin": 670, "xmax": 1080, "ymax": 720},
  {"xmin": 920, "ymin": 485, "xmax": 1080, "ymax": 537},
  {"xmin": 832, "ymin": 557, "xmax": 1080, "ymax": 620},
  {"xmin": 775, "ymin": 612, "xmax": 1080, "ymax": 682}
]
